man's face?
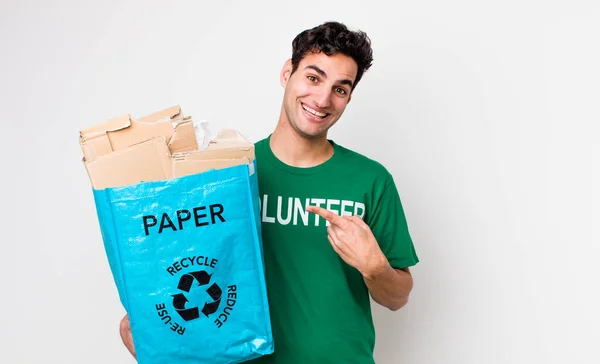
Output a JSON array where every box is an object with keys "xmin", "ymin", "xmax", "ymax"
[{"xmin": 280, "ymin": 51, "xmax": 358, "ymax": 140}]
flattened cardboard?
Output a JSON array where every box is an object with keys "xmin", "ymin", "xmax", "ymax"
[
  {"xmin": 207, "ymin": 129, "xmax": 254, "ymax": 150},
  {"xmin": 108, "ymin": 105, "xmax": 184, "ymax": 153},
  {"xmin": 85, "ymin": 137, "xmax": 172, "ymax": 189},
  {"xmin": 173, "ymin": 157, "xmax": 252, "ymax": 178},
  {"xmin": 173, "ymin": 147, "xmax": 254, "ymax": 162},
  {"xmin": 171, "ymin": 130, "xmax": 255, "ymax": 178},
  {"xmin": 80, "ymin": 114, "xmax": 131, "ymax": 162},
  {"xmin": 80, "ymin": 105, "xmax": 187, "ymax": 162},
  {"xmin": 168, "ymin": 117, "xmax": 198, "ymax": 154},
  {"xmin": 81, "ymin": 107, "xmax": 254, "ymax": 190},
  {"xmin": 80, "ymin": 113, "xmax": 131, "ymax": 136}
]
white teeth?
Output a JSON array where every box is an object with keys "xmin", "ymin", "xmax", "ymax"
[{"xmin": 303, "ymin": 105, "xmax": 326, "ymax": 118}]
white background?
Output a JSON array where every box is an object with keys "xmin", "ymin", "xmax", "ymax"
[{"xmin": 1, "ymin": 0, "xmax": 599, "ymax": 363}]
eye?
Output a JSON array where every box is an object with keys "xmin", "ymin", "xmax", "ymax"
[
  {"xmin": 307, "ymin": 75, "xmax": 318, "ymax": 83},
  {"xmin": 335, "ymin": 87, "xmax": 348, "ymax": 95}
]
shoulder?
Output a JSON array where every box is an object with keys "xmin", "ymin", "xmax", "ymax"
[
  {"xmin": 254, "ymin": 137, "xmax": 269, "ymax": 159},
  {"xmin": 254, "ymin": 137, "xmax": 268, "ymax": 149},
  {"xmin": 333, "ymin": 141, "xmax": 393, "ymax": 181}
]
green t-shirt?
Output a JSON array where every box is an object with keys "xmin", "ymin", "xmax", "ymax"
[{"xmin": 249, "ymin": 136, "xmax": 419, "ymax": 364}]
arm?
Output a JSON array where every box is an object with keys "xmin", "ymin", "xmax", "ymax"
[
  {"xmin": 120, "ymin": 314, "xmax": 137, "ymax": 359},
  {"xmin": 363, "ymin": 265, "xmax": 413, "ymax": 311},
  {"xmin": 306, "ymin": 206, "xmax": 415, "ymax": 311}
]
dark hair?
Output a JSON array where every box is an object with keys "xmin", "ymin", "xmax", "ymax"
[{"xmin": 291, "ymin": 21, "xmax": 374, "ymax": 91}]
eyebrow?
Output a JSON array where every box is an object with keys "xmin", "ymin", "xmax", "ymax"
[{"xmin": 304, "ymin": 65, "xmax": 354, "ymax": 88}]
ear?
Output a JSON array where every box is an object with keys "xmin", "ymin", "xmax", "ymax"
[{"xmin": 280, "ymin": 59, "xmax": 293, "ymax": 87}]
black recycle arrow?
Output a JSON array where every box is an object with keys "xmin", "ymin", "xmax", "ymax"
[
  {"xmin": 206, "ymin": 283, "xmax": 222, "ymax": 301},
  {"xmin": 172, "ymin": 293, "xmax": 188, "ymax": 309},
  {"xmin": 172, "ymin": 293, "xmax": 200, "ymax": 321},
  {"xmin": 172, "ymin": 270, "xmax": 223, "ymax": 321},
  {"xmin": 177, "ymin": 270, "xmax": 211, "ymax": 292},
  {"xmin": 177, "ymin": 307, "xmax": 200, "ymax": 321},
  {"xmin": 202, "ymin": 299, "xmax": 221, "ymax": 317}
]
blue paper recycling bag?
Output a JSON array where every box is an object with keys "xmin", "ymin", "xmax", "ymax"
[{"xmin": 92, "ymin": 162, "xmax": 273, "ymax": 364}]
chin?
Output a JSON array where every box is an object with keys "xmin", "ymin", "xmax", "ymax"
[
  {"xmin": 295, "ymin": 126, "xmax": 329, "ymax": 140},
  {"xmin": 297, "ymin": 118, "xmax": 335, "ymax": 138}
]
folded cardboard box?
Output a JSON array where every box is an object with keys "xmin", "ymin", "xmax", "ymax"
[{"xmin": 80, "ymin": 105, "xmax": 254, "ymax": 189}]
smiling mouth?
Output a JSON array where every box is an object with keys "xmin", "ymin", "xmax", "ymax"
[{"xmin": 302, "ymin": 103, "xmax": 328, "ymax": 119}]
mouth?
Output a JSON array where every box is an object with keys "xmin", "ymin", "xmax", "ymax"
[{"xmin": 301, "ymin": 103, "xmax": 329, "ymax": 120}]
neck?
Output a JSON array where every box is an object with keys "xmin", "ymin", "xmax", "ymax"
[{"xmin": 269, "ymin": 111, "xmax": 334, "ymax": 168}]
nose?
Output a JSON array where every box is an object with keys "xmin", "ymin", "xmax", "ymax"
[{"xmin": 313, "ymin": 87, "xmax": 332, "ymax": 109}]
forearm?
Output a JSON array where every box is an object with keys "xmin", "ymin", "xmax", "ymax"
[{"xmin": 363, "ymin": 263, "xmax": 413, "ymax": 311}]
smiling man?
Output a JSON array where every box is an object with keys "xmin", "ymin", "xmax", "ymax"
[
  {"xmin": 279, "ymin": 51, "xmax": 356, "ymax": 142},
  {"xmin": 120, "ymin": 21, "xmax": 419, "ymax": 363}
]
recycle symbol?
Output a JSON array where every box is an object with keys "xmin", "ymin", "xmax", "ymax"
[{"xmin": 172, "ymin": 270, "xmax": 222, "ymax": 321}]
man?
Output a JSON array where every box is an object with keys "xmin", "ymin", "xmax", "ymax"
[{"xmin": 120, "ymin": 21, "xmax": 418, "ymax": 363}]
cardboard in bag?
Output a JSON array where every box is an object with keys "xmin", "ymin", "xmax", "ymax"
[
  {"xmin": 79, "ymin": 105, "xmax": 254, "ymax": 189},
  {"xmin": 80, "ymin": 105, "xmax": 275, "ymax": 363}
]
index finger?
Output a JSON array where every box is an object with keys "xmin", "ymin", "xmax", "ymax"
[{"xmin": 306, "ymin": 206, "xmax": 348, "ymax": 227}]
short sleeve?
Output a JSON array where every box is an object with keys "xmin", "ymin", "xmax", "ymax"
[{"xmin": 366, "ymin": 175, "xmax": 419, "ymax": 269}]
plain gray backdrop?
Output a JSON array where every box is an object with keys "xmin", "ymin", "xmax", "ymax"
[{"xmin": 1, "ymin": 0, "xmax": 599, "ymax": 363}]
